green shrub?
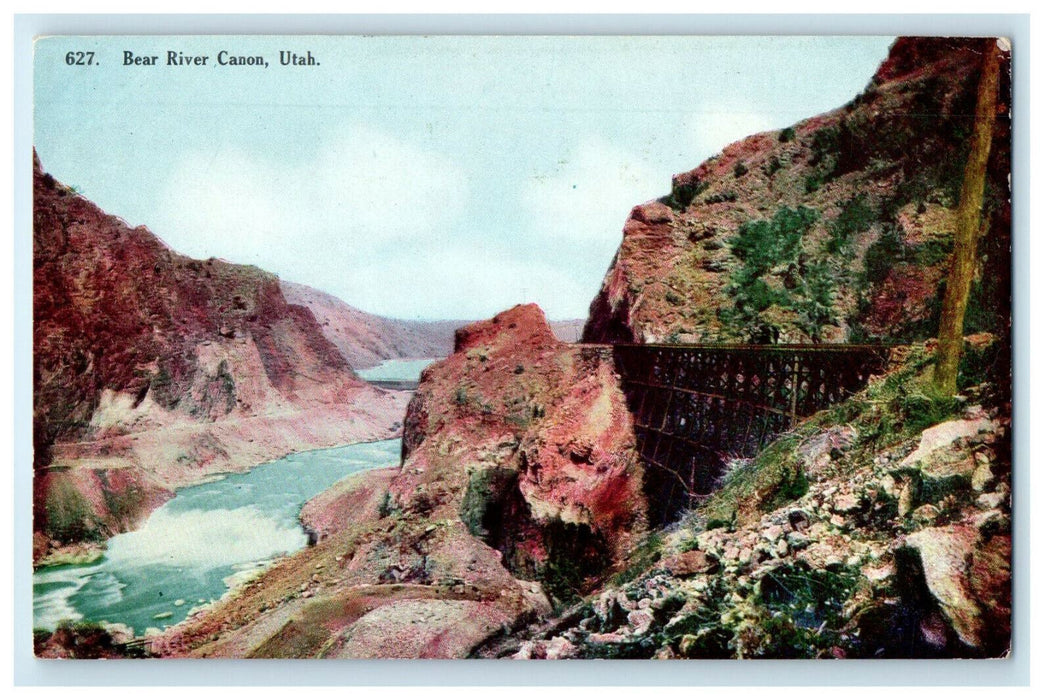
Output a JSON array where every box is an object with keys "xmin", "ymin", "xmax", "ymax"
[
  {"xmin": 378, "ymin": 490, "xmax": 401, "ymax": 519},
  {"xmin": 861, "ymin": 226, "xmax": 905, "ymax": 287},
  {"xmin": 900, "ymin": 391, "xmax": 959, "ymax": 433},
  {"xmin": 730, "ymin": 207, "xmax": 818, "ymax": 275},
  {"xmin": 792, "ymin": 261, "xmax": 837, "ymax": 340},
  {"xmin": 664, "ymin": 290, "xmax": 684, "ymax": 306},
  {"xmin": 668, "ymin": 179, "xmax": 709, "ymax": 210},
  {"xmin": 906, "ymin": 237, "xmax": 954, "ymax": 266},
  {"xmin": 803, "ymin": 172, "xmax": 826, "ymax": 194},
  {"xmin": 704, "ymin": 190, "xmax": 737, "ymax": 204},
  {"xmin": 723, "ymin": 207, "xmax": 826, "ymax": 341},
  {"xmin": 778, "ymin": 127, "xmax": 796, "ymax": 143},
  {"xmin": 734, "ymin": 161, "xmax": 749, "ymax": 178},
  {"xmin": 826, "ymin": 195, "xmax": 875, "ymax": 255},
  {"xmin": 809, "ymin": 126, "xmax": 840, "ymax": 167}
]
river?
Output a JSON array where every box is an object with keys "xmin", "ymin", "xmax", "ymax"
[
  {"xmin": 32, "ymin": 438, "xmax": 402, "ymax": 636},
  {"xmin": 356, "ymin": 357, "xmax": 437, "ymax": 388}
]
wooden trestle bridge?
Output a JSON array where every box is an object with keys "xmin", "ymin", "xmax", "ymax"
[{"xmin": 607, "ymin": 343, "xmax": 889, "ymax": 525}]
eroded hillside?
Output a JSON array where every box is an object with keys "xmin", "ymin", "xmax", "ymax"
[
  {"xmin": 33, "ymin": 154, "xmax": 408, "ymax": 563},
  {"xmin": 279, "ymin": 281, "xmax": 464, "ymax": 368}
]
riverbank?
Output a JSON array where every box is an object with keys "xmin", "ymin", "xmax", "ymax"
[
  {"xmin": 34, "ymin": 388, "xmax": 412, "ymax": 567},
  {"xmin": 33, "ymin": 438, "xmax": 405, "ymax": 646}
]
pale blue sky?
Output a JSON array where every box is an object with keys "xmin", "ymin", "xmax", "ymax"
[{"xmin": 34, "ymin": 35, "xmax": 894, "ymax": 321}]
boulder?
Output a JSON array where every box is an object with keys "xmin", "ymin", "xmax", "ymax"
[
  {"xmin": 968, "ymin": 534, "xmax": 1011, "ymax": 654},
  {"xmin": 919, "ymin": 454, "xmax": 977, "ymax": 504},
  {"xmin": 910, "ymin": 503, "xmax": 941, "ymax": 525},
  {"xmin": 898, "ymin": 525, "xmax": 985, "ymax": 650},
  {"xmin": 901, "ymin": 417, "xmax": 995, "ymax": 469},
  {"xmin": 665, "ymin": 549, "xmax": 719, "ymax": 577},
  {"xmin": 832, "ymin": 491, "xmax": 862, "ymax": 515}
]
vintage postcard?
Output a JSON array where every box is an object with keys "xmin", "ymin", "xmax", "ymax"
[{"xmin": 31, "ymin": 34, "xmax": 1012, "ymax": 661}]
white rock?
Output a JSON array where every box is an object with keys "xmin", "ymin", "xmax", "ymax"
[
  {"xmin": 901, "ymin": 417, "xmax": 995, "ymax": 468},
  {"xmin": 977, "ymin": 492, "xmax": 1005, "ymax": 510}
]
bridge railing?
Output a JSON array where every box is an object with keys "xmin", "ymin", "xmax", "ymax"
[{"xmin": 610, "ymin": 343, "xmax": 889, "ymax": 525}]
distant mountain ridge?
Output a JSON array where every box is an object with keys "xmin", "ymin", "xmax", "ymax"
[
  {"xmin": 279, "ymin": 281, "xmax": 464, "ymax": 368},
  {"xmin": 281, "ymin": 280, "xmax": 586, "ymax": 368}
]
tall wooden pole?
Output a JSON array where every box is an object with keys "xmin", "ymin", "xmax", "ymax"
[{"xmin": 932, "ymin": 39, "xmax": 1001, "ymax": 396}]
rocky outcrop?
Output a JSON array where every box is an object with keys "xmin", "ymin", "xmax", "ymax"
[
  {"xmin": 394, "ymin": 304, "xmax": 647, "ymax": 581},
  {"xmin": 584, "ymin": 38, "xmax": 1011, "ymax": 346},
  {"xmin": 156, "ymin": 304, "xmax": 647, "ymax": 658},
  {"xmin": 480, "ymin": 346, "xmax": 1011, "ymax": 659},
  {"xmin": 33, "ymin": 154, "xmax": 409, "ymax": 561}
]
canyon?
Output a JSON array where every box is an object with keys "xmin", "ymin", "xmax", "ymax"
[
  {"xmin": 33, "ymin": 37, "xmax": 1013, "ymax": 660},
  {"xmin": 32, "ymin": 153, "xmax": 449, "ymax": 566}
]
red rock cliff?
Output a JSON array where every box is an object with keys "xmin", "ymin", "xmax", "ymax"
[
  {"xmin": 33, "ymin": 154, "xmax": 408, "ymax": 560},
  {"xmin": 397, "ymin": 304, "xmax": 647, "ymax": 587}
]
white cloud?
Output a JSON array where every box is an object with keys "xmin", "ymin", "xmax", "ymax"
[
  {"xmin": 149, "ymin": 131, "xmax": 663, "ymax": 321},
  {"xmin": 152, "ymin": 124, "xmax": 468, "ymax": 276},
  {"xmin": 307, "ymin": 239, "xmax": 600, "ymax": 322}
]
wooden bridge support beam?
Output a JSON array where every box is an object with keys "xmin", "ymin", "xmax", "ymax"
[{"xmin": 612, "ymin": 343, "xmax": 887, "ymax": 525}]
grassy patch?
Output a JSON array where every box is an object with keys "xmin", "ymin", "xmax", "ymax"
[
  {"xmin": 817, "ymin": 347, "xmax": 963, "ymax": 449},
  {"xmin": 610, "ymin": 531, "xmax": 665, "ymax": 587},
  {"xmin": 700, "ymin": 435, "xmax": 806, "ymax": 530}
]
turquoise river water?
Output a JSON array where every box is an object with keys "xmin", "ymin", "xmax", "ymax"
[
  {"xmin": 355, "ymin": 357, "xmax": 437, "ymax": 384},
  {"xmin": 33, "ymin": 438, "xmax": 402, "ymax": 636}
]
